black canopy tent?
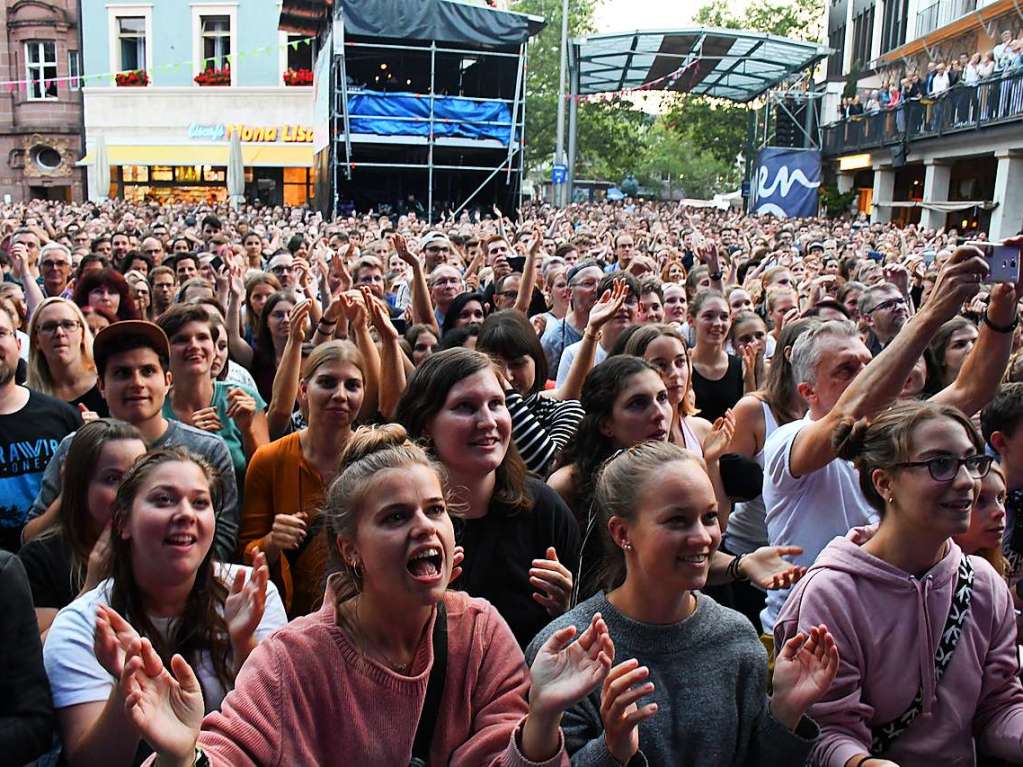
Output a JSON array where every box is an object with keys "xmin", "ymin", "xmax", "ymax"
[{"xmin": 279, "ymin": 0, "xmax": 544, "ymax": 218}]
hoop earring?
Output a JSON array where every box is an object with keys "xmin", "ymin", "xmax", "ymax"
[{"xmin": 347, "ymin": 559, "xmax": 363, "ymax": 591}]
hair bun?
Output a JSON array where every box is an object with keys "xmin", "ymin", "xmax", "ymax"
[
  {"xmin": 338, "ymin": 424, "xmax": 412, "ymax": 471},
  {"xmin": 832, "ymin": 416, "xmax": 871, "ymax": 462}
]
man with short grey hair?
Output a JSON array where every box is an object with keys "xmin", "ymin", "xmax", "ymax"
[{"xmin": 760, "ymin": 245, "xmax": 1017, "ymax": 633}]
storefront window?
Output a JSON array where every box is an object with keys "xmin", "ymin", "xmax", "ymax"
[
  {"xmin": 283, "ymin": 167, "xmax": 312, "ymax": 206},
  {"xmin": 151, "ymin": 166, "xmax": 173, "ymax": 181},
  {"xmin": 122, "ymin": 165, "xmax": 149, "ymax": 182},
  {"xmin": 174, "ymin": 166, "xmax": 202, "ymax": 183},
  {"xmin": 204, "ymin": 166, "xmax": 226, "ymax": 182}
]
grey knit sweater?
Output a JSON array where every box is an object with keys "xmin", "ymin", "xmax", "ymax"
[{"xmin": 525, "ymin": 591, "xmax": 819, "ymax": 767}]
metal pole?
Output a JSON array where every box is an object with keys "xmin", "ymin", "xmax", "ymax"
[
  {"xmin": 567, "ymin": 54, "xmax": 578, "ymax": 205},
  {"xmin": 452, "ymin": 155, "xmax": 515, "ymax": 219},
  {"xmin": 745, "ymin": 107, "xmax": 756, "ymax": 214},
  {"xmin": 554, "ymin": 0, "xmax": 569, "ymax": 207},
  {"xmin": 428, "ymin": 40, "xmax": 436, "ymax": 225},
  {"xmin": 518, "ymin": 43, "xmax": 528, "ymax": 213},
  {"xmin": 507, "ymin": 42, "xmax": 525, "ymax": 183},
  {"xmin": 337, "ymin": 19, "xmax": 353, "ymax": 180}
]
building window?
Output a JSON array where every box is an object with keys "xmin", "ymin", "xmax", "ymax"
[
  {"xmin": 851, "ymin": 8, "xmax": 874, "ymax": 68},
  {"xmin": 283, "ymin": 167, "xmax": 312, "ymax": 206},
  {"xmin": 881, "ymin": 0, "xmax": 909, "ymax": 52},
  {"xmin": 117, "ymin": 17, "xmax": 146, "ymax": 71},
  {"xmin": 827, "ymin": 26, "xmax": 846, "ymax": 78},
  {"xmin": 31, "ymin": 145, "xmax": 61, "ymax": 171},
  {"xmin": 25, "ymin": 41, "xmax": 58, "ymax": 100},
  {"xmin": 201, "ymin": 16, "xmax": 231, "ymax": 70},
  {"xmin": 68, "ymin": 50, "xmax": 82, "ymax": 90},
  {"xmin": 287, "ymin": 34, "xmax": 315, "ymax": 71}
]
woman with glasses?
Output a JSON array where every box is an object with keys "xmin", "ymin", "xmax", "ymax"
[
  {"xmin": 776, "ymin": 400, "xmax": 1023, "ymax": 766},
  {"xmin": 27, "ymin": 297, "xmax": 107, "ymax": 417}
]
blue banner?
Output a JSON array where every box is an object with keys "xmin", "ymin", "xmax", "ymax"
[
  {"xmin": 347, "ymin": 91, "xmax": 515, "ymax": 143},
  {"xmin": 752, "ymin": 147, "xmax": 820, "ymax": 218}
]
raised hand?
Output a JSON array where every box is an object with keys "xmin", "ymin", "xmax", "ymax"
[
  {"xmin": 449, "ymin": 545, "xmax": 464, "ymax": 584},
  {"xmin": 225, "ymin": 388, "xmax": 257, "ymax": 430},
  {"xmin": 924, "ymin": 244, "xmax": 988, "ymax": 322},
  {"xmin": 600, "ymin": 658, "xmax": 658, "ymax": 765},
  {"xmin": 586, "ymin": 281, "xmax": 629, "ymax": 334},
  {"xmin": 530, "ymin": 547, "xmax": 573, "ymax": 616},
  {"xmin": 528, "ymin": 613, "xmax": 613, "ymax": 716},
  {"xmin": 228, "ymin": 263, "xmax": 245, "ymax": 299},
  {"xmin": 224, "ymin": 552, "xmax": 269, "ymax": 658},
  {"xmin": 389, "ymin": 234, "xmax": 419, "ymax": 271},
  {"xmin": 82, "ymin": 524, "xmax": 113, "ymax": 595},
  {"xmin": 78, "ymin": 402, "xmax": 100, "ymax": 423},
  {"xmin": 265, "ymin": 511, "xmax": 307, "ymax": 563},
  {"xmin": 741, "ymin": 545, "xmax": 807, "ymax": 590},
  {"xmin": 702, "ymin": 409, "xmax": 735, "ymax": 464},
  {"xmin": 121, "ymin": 637, "xmax": 204, "ymax": 762},
  {"xmin": 341, "ymin": 290, "xmax": 368, "ymax": 330},
  {"xmin": 94, "ymin": 603, "xmax": 142, "ymax": 678},
  {"xmin": 361, "ymin": 286, "xmax": 399, "ymax": 341},
  {"xmin": 190, "ymin": 406, "xmax": 223, "ymax": 433},
  {"xmin": 288, "ymin": 299, "xmax": 312, "ymax": 343},
  {"xmin": 770, "ymin": 624, "xmax": 840, "ymax": 730}
]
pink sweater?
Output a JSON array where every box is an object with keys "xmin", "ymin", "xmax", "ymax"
[{"xmin": 158, "ymin": 587, "xmax": 567, "ymax": 766}]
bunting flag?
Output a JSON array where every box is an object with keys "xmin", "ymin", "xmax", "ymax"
[
  {"xmin": 574, "ymin": 58, "xmax": 701, "ymax": 103},
  {"xmin": 0, "ymin": 35, "xmax": 314, "ymax": 90}
]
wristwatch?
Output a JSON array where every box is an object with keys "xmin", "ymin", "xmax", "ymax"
[{"xmin": 709, "ymin": 271, "xmax": 723, "ymax": 281}]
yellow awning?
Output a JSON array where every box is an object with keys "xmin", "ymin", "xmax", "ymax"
[{"xmin": 77, "ymin": 144, "xmax": 312, "ymax": 168}]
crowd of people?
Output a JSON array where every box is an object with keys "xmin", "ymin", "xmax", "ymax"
[
  {"xmin": 837, "ymin": 28, "xmax": 1023, "ymax": 128},
  {"xmin": 1, "ymin": 195, "xmax": 1023, "ymax": 766}
]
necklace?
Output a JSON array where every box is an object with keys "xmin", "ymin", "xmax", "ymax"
[{"xmin": 339, "ymin": 597, "xmax": 418, "ymax": 674}]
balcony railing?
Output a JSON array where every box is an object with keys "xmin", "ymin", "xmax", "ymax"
[
  {"xmin": 822, "ymin": 70, "xmax": 1023, "ymax": 157},
  {"xmin": 915, "ymin": 0, "xmax": 977, "ymax": 37}
]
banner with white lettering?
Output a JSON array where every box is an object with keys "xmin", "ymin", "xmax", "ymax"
[{"xmin": 751, "ymin": 147, "xmax": 821, "ymax": 219}]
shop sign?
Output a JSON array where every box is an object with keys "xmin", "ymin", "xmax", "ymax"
[{"xmin": 187, "ymin": 122, "xmax": 313, "ymax": 143}]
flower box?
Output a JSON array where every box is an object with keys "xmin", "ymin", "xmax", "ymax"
[
  {"xmin": 283, "ymin": 67, "xmax": 313, "ymax": 86},
  {"xmin": 195, "ymin": 66, "xmax": 231, "ymax": 86},
  {"xmin": 115, "ymin": 69, "xmax": 149, "ymax": 87}
]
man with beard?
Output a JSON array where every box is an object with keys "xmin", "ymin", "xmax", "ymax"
[
  {"xmin": 859, "ymin": 281, "xmax": 910, "ymax": 356},
  {"xmin": 0, "ymin": 305, "xmax": 79, "ymax": 552}
]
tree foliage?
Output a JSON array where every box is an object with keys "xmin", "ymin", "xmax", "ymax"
[{"xmin": 635, "ymin": 119, "xmax": 741, "ymax": 199}]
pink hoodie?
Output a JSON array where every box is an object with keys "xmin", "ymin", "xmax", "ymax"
[{"xmin": 775, "ymin": 534, "xmax": 1023, "ymax": 767}]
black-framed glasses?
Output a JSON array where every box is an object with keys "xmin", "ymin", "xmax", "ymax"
[
  {"xmin": 894, "ymin": 454, "xmax": 992, "ymax": 481},
  {"xmin": 39, "ymin": 319, "xmax": 81, "ymax": 335},
  {"xmin": 869, "ymin": 297, "xmax": 906, "ymax": 314}
]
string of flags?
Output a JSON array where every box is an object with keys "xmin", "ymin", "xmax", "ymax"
[
  {"xmin": 0, "ymin": 36, "xmax": 315, "ymax": 93},
  {"xmin": 573, "ymin": 58, "xmax": 701, "ymax": 103}
]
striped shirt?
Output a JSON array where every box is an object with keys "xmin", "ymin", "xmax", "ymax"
[{"xmin": 504, "ymin": 389, "xmax": 585, "ymax": 476}]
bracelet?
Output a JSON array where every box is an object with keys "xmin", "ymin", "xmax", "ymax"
[
  {"xmin": 317, "ymin": 319, "xmax": 337, "ymax": 328},
  {"xmin": 726, "ymin": 553, "xmax": 749, "ymax": 582},
  {"xmin": 983, "ymin": 311, "xmax": 1019, "ymax": 334},
  {"xmin": 584, "ymin": 328, "xmax": 602, "ymax": 341},
  {"xmin": 709, "ymin": 271, "xmax": 723, "ymax": 281},
  {"xmin": 853, "ymin": 757, "xmax": 878, "ymax": 767}
]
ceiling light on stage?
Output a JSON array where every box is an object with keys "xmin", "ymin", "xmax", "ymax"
[
  {"xmin": 406, "ymin": 79, "xmax": 411, "ymax": 85},
  {"xmin": 380, "ymin": 63, "xmax": 388, "ymax": 70}
]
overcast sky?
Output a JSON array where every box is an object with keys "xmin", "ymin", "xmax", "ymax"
[{"xmin": 592, "ymin": 0, "xmax": 703, "ymax": 33}]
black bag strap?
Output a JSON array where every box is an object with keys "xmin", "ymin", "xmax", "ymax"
[
  {"xmin": 409, "ymin": 601, "xmax": 448, "ymax": 767},
  {"xmin": 870, "ymin": 554, "xmax": 974, "ymax": 756}
]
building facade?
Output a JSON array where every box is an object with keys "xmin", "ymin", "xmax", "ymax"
[
  {"xmin": 0, "ymin": 0, "xmax": 85, "ymax": 202},
  {"xmin": 80, "ymin": 0, "xmax": 316, "ymax": 205},
  {"xmin": 820, "ymin": 0, "xmax": 1023, "ymax": 236}
]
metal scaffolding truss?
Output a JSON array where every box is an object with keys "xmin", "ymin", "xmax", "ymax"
[{"xmin": 331, "ymin": 37, "xmax": 528, "ymax": 222}]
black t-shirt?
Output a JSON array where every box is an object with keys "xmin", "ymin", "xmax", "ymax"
[
  {"xmin": 691, "ymin": 354, "xmax": 744, "ymax": 423},
  {"xmin": 454, "ymin": 476, "xmax": 581, "ymax": 648},
  {"xmin": 0, "ymin": 389, "xmax": 80, "ymax": 552},
  {"xmin": 18, "ymin": 531, "xmax": 74, "ymax": 609},
  {"xmin": 70, "ymin": 382, "xmax": 109, "ymax": 418}
]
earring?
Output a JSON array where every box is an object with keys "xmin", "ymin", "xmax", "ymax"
[{"xmin": 623, "ymin": 542, "xmax": 633, "ymax": 552}]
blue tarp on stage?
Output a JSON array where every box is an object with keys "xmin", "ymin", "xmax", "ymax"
[{"xmin": 347, "ymin": 91, "xmax": 515, "ymax": 143}]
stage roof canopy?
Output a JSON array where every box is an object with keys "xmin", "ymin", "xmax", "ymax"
[
  {"xmin": 279, "ymin": 0, "xmax": 544, "ymax": 47},
  {"xmin": 573, "ymin": 28, "xmax": 831, "ymax": 103}
]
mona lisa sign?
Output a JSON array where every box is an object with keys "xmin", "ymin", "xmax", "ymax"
[{"xmin": 187, "ymin": 123, "xmax": 313, "ymax": 143}]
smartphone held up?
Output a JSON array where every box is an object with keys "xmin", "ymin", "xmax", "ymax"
[{"xmin": 966, "ymin": 240, "xmax": 1021, "ymax": 284}]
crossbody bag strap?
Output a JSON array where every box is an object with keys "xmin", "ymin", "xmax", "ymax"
[
  {"xmin": 409, "ymin": 601, "xmax": 448, "ymax": 767},
  {"xmin": 870, "ymin": 555, "xmax": 974, "ymax": 756}
]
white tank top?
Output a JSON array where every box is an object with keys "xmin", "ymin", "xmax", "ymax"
[{"xmin": 723, "ymin": 400, "xmax": 779, "ymax": 554}]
